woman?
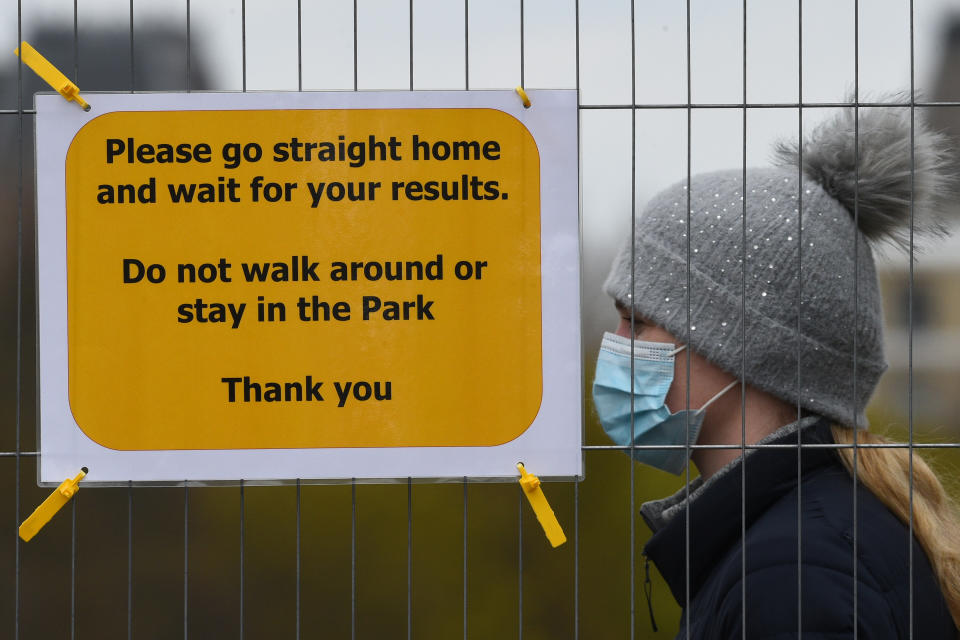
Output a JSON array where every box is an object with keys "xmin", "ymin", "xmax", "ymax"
[{"xmin": 593, "ymin": 99, "xmax": 960, "ymax": 638}]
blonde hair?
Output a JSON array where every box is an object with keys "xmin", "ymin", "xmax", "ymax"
[{"xmin": 831, "ymin": 425, "xmax": 960, "ymax": 633}]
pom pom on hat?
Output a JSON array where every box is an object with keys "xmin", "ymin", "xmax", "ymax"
[{"xmin": 773, "ymin": 93, "xmax": 958, "ymax": 250}]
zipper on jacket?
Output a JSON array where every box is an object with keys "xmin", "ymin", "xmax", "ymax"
[{"xmin": 643, "ymin": 553, "xmax": 659, "ymax": 632}]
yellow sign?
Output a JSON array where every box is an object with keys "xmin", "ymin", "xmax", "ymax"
[{"xmin": 65, "ymin": 107, "xmax": 543, "ymax": 450}]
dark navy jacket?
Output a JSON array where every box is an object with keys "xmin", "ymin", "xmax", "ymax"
[{"xmin": 642, "ymin": 418, "xmax": 955, "ymax": 639}]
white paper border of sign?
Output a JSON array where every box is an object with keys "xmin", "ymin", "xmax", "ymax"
[{"xmin": 36, "ymin": 90, "xmax": 581, "ymax": 485}]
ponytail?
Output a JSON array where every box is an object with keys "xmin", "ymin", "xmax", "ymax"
[{"xmin": 831, "ymin": 425, "xmax": 960, "ymax": 633}]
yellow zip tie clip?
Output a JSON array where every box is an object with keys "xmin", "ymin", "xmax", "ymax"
[
  {"xmin": 517, "ymin": 462, "xmax": 566, "ymax": 548},
  {"xmin": 19, "ymin": 467, "xmax": 88, "ymax": 542},
  {"xmin": 14, "ymin": 41, "xmax": 90, "ymax": 111},
  {"xmin": 515, "ymin": 86, "xmax": 531, "ymax": 109}
]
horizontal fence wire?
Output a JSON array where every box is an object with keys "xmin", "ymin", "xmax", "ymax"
[
  {"xmin": 7, "ymin": 102, "xmax": 960, "ymax": 116},
  {"xmin": 3, "ymin": 441, "xmax": 959, "ymax": 456}
]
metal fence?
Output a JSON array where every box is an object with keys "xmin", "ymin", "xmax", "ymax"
[{"xmin": 4, "ymin": 0, "xmax": 960, "ymax": 638}]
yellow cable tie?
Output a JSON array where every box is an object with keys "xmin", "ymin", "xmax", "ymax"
[
  {"xmin": 515, "ymin": 86, "xmax": 531, "ymax": 109},
  {"xmin": 516, "ymin": 463, "xmax": 566, "ymax": 548},
  {"xmin": 19, "ymin": 467, "xmax": 88, "ymax": 542},
  {"xmin": 14, "ymin": 41, "xmax": 90, "ymax": 111}
]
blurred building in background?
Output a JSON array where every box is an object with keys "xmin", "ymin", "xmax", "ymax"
[{"xmin": 871, "ymin": 15, "xmax": 960, "ymax": 435}]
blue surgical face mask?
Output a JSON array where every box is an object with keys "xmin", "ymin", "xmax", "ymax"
[{"xmin": 592, "ymin": 331, "xmax": 738, "ymax": 475}]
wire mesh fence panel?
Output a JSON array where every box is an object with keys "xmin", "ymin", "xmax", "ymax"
[{"xmin": 3, "ymin": 1, "xmax": 960, "ymax": 639}]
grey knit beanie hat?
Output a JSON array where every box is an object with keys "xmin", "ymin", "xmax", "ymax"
[{"xmin": 603, "ymin": 98, "xmax": 955, "ymax": 428}]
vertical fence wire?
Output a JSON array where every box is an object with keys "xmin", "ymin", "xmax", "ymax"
[
  {"xmin": 14, "ymin": 0, "xmax": 23, "ymax": 636},
  {"xmin": 183, "ymin": 483, "xmax": 189, "ymax": 640},
  {"xmin": 407, "ymin": 478, "xmax": 412, "ymax": 640},
  {"xmin": 907, "ymin": 0, "xmax": 916, "ymax": 634},
  {"xmin": 240, "ymin": 479, "xmax": 245, "ymax": 640},
  {"xmin": 519, "ymin": 3, "xmax": 526, "ymax": 638},
  {"xmin": 183, "ymin": 6, "xmax": 191, "ymax": 636},
  {"xmin": 517, "ymin": 488, "xmax": 523, "ymax": 639},
  {"xmin": 185, "ymin": 0, "xmax": 191, "ymax": 91},
  {"xmin": 739, "ymin": 2, "xmax": 748, "ymax": 638},
  {"xmin": 70, "ymin": 497, "xmax": 77, "ymax": 640},
  {"xmin": 70, "ymin": 5, "xmax": 80, "ymax": 639},
  {"xmin": 240, "ymin": 4, "xmax": 247, "ymax": 636},
  {"xmin": 127, "ymin": 481, "xmax": 133, "ymax": 640},
  {"xmin": 297, "ymin": 0, "xmax": 302, "ymax": 93},
  {"xmin": 128, "ymin": 7, "xmax": 136, "ymax": 637},
  {"xmin": 409, "ymin": 0, "xmax": 414, "ymax": 91},
  {"xmin": 351, "ymin": 16, "xmax": 359, "ymax": 640},
  {"xmin": 462, "ymin": 477, "xmax": 468, "ymax": 640},
  {"xmin": 351, "ymin": 479, "xmax": 357, "ymax": 640},
  {"xmin": 296, "ymin": 479, "xmax": 301, "ymax": 640},
  {"xmin": 574, "ymin": 481, "xmax": 580, "ymax": 640},
  {"xmin": 353, "ymin": 0, "xmax": 358, "ymax": 92},
  {"xmin": 73, "ymin": 0, "xmax": 79, "ymax": 81},
  {"xmin": 292, "ymin": 5, "xmax": 303, "ymax": 637},
  {"xmin": 407, "ymin": 13, "xmax": 415, "ymax": 639},
  {"xmin": 129, "ymin": 0, "xmax": 134, "ymax": 91},
  {"xmin": 519, "ymin": 0, "xmax": 525, "ymax": 89},
  {"xmin": 574, "ymin": 1, "xmax": 581, "ymax": 637},
  {"xmin": 795, "ymin": 1, "xmax": 805, "ymax": 636},
  {"xmin": 852, "ymin": 1, "xmax": 861, "ymax": 636},
  {"xmin": 683, "ymin": 0, "xmax": 693, "ymax": 637},
  {"xmin": 628, "ymin": 0, "xmax": 637, "ymax": 635},
  {"xmin": 295, "ymin": 3, "xmax": 303, "ymax": 632},
  {"xmin": 241, "ymin": 0, "xmax": 247, "ymax": 93}
]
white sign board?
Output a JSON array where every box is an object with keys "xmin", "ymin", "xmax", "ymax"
[{"xmin": 36, "ymin": 90, "xmax": 581, "ymax": 485}]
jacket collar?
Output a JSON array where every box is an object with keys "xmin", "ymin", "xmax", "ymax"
[{"xmin": 641, "ymin": 416, "xmax": 838, "ymax": 606}]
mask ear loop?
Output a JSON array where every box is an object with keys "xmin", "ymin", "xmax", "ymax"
[
  {"xmin": 697, "ymin": 379, "xmax": 740, "ymax": 413},
  {"xmin": 669, "ymin": 344, "xmax": 687, "ymax": 357}
]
